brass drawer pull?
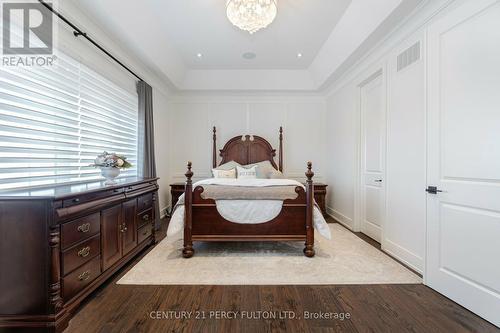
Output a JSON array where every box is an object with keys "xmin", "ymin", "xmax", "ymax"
[
  {"xmin": 77, "ymin": 246, "xmax": 91, "ymax": 258},
  {"xmin": 77, "ymin": 223, "xmax": 91, "ymax": 233},
  {"xmin": 73, "ymin": 198, "xmax": 80, "ymax": 203},
  {"xmin": 142, "ymin": 214, "xmax": 149, "ymax": 221},
  {"xmin": 142, "ymin": 230, "xmax": 148, "ymax": 236},
  {"xmin": 78, "ymin": 270, "xmax": 91, "ymax": 281}
]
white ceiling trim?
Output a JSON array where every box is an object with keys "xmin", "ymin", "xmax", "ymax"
[{"xmin": 181, "ymin": 69, "xmax": 315, "ymax": 91}]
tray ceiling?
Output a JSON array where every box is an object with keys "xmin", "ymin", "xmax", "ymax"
[{"xmin": 71, "ymin": 0, "xmax": 423, "ymax": 91}]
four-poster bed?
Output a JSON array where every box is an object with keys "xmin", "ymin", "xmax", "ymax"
[{"xmin": 181, "ymin": 127, "xmax": 316, "ymax": 258}]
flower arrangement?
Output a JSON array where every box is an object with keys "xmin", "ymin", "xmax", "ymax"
[{"xmin": 91, "ymin": 152, "xmax": 132, "ymax": 169}]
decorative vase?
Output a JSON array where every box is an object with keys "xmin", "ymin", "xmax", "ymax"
[{"xmin": 101, "ymin": 167, "xmax": 120, "ymax": 185}]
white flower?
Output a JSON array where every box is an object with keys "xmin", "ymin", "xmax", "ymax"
[{"xmin": 116, "ymin": 159, "xmax": 124, "ymax": 167}]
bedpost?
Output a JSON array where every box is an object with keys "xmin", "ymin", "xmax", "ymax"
[
  {"xmin": 212, "ymin": 126, "xmax": 217, "ymax": 168},
  {"xmin": 183, "ymin": 161, "xmax": 194, "ymax": 258},
  {"xmin": 279, "ymin": 126, "xmax": 283, "ymax": 172},
  {"xmin": 304, "ymin": 161, "xmax": 315, "ymax": 257}
]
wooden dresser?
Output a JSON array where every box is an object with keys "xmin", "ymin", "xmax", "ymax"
[
  {"xmin": 0, "ymin": 177, "xmax": 158, "ymax": 332},
  {"xmin": 170, "ymin": 182, "xmax": 328, "ymax": 217}
]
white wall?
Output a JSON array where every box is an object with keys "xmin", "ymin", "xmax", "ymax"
[
  {"xmin": 325, "ymin": 37, "xmax": 426, "ymax": 272},
  {"xmin": 321, "ymin": 0, "xmax": 463, "ymax": 272},
  {"xmin": 153, "ymin": 89, "xmax": 172, "ymax": 216},
  {"xmin": 384, "ymin": 32, "xmax": 426, "ymax": 271},
  {"xmin": 325, "ymin": 86, "xmax": 357, "ymax": 229},
  {"xmin": 166, "ymin": 96, "xmax": 327, "ymax": 185}
]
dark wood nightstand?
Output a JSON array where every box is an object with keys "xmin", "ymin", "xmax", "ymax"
[
  {"xmin": 170, "ymin": 182, "xmax": 185, "ymax": 210},
  {"xmin": 309, "ymin": 183, "xmax": 328, "ymax": 217},
  {"xmin": 170, "ymin": 182, "xmax": 328, "ymax": 217}
]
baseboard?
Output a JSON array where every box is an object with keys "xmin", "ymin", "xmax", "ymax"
[
  {"xmin": 382, "ymin": 238, "xmax": 423, "ymax": 274},
  {"xmin": 326, "ymin": 206, "xmax": 354, "ymax": 230},
  {"xmin": 160, "ymin": 206, "xmax": 169, "ymax": 219}
]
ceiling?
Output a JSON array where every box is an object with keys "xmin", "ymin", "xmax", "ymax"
[
  {"xmin": 71, "ymin": 0, "xmax": 424, "ymax": 92},
  {"xmin": 148, "ymin": 0, "xmax": 351, "ymax": 70}
]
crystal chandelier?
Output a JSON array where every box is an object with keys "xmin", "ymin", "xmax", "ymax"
[{"xmin": 226, "ymin": 0, "xmax": 278, "ymax": 34}]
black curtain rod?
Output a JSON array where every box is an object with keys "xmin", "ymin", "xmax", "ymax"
[{"xmin": 38, "ymin": 0, "xmax": 144, "ymax": 82}]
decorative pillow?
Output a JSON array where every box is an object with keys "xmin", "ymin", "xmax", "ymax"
[
  {"xmin": 267, "ymin": 169, "xmax": 285, "ymax": 179},
  {"xmin": 243, "ymin": 160, "xmax": 275, "ymax": 179},
  {"xmin": 212, "ymin": 168, "xmax": 236, "ymax": 179},
  {"xmin": 215, "ymin": 160, "xmax": 241, "ymax": 171},
  {"xmin": 236, "ymin": 165, "xmax": 258, "ymax": 179}
]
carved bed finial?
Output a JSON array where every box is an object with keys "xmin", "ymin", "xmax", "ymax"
[
  {"xmin": 306, "ymin": 161, "xmax": 314, "ymax": 181},
  {"xmin": 185, "ymin": 161, "xmax": 193, "ymax": 181}
]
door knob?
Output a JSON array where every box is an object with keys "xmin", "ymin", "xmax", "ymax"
[{"xmin": 426, "ymin": 186, "xmax": 442, "ymax": 194}]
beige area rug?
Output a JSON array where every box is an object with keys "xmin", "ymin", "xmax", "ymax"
[{"xmin": 118, "ymin": 224, "xmax": 422, "ymax": 285}]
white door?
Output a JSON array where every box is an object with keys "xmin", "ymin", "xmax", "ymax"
[
  {"xmin": 426, "ymin": 0, "xmax": 500, "ymax": 327},
  {"xmin": 360, "ymin": 72, "xmax": 385, "ymax": 242}
]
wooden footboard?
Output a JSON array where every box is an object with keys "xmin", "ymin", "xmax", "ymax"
[{"xmin": 182, "ymin": 162, "xmax": 315, "ymax": 258}]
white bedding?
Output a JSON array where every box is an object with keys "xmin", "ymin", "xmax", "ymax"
[{"xmin": 167, "ymin": 178, "xmax": 332, "ymax": 240}]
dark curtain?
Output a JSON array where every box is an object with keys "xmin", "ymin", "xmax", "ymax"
[{"xmin": 137, "ymin": 81, "xmax": 160, "ymax": 229}]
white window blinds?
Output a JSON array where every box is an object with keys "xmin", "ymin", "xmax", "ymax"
[{"xmin": 0, "ymin": 52, "xmax": 138, "ymax": 191}]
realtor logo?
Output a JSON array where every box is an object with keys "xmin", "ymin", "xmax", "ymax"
[{"xmin": 1, "ymin": 0, "xmax": 57, "ymax": 66}]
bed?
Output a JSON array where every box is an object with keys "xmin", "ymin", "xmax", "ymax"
[{"xmin": 168, "ymin": 127, "xmax": 330, "ymax": 258}]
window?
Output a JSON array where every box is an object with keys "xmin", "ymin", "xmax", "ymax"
[{"xmin": 0, "ymin": 52, "xmax": 138, "ymax": 191}]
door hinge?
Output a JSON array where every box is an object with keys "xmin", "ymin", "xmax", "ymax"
[{"xmin": 426, "ymin": 186, "xmax": 442, "ymax": 194}]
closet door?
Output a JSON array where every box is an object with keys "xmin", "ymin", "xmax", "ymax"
[
  {"xmin": 101, "ymin": 205, "xmax": 122, "ymax": 270},
  {"xmin": 359, "ymin": 72, "xmax": 385, "ymax": 242},
  {"xmin": 426, "ymin": 0, "xmax": 500, "ymax": 327}
]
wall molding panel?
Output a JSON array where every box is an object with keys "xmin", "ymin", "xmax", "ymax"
[{"xmin": 168, "ymin": 97, "xmax": 327, "ymax": 184}]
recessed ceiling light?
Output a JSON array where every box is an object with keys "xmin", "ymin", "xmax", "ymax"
[
  {"xmin": 242, "ymin": 52, "xmax": 257, "ymax": 60},
  {"xmin": 196, "ymin": 53, "xmax": 203, "ymax": 58},
  {"xmin": 297, "ymin": 53, "xmax": 303, "ymax": 58}
]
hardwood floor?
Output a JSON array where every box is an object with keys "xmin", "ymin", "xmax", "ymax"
[{"xmin": 62, "ymin": 220, "xmax": 499, "ymax": 333}]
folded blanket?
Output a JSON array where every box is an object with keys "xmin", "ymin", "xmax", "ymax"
[{"xmin": 177, "ymin": 184, "xmax": 299, "ymax": 204}]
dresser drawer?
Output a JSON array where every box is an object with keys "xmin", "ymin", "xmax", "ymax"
[
  {"xmin": 61, "ymin": 213, "xmax": 100, "ymax": 249},
  {"xmin": 63, "ymin": 256, "xmax": 101, "ymax": 300},
  {"xmin": 138, "ymin": 224, "xmax": 152, "ymax": 244},
  {"xmin": 124, "ymin": 182, "xmax": 152, "ymax": 193},
  {"xmin": 137, "ymin": 193, "xmax": 153, "ymax": 212},
  {"xmin": 62, "ymin": 235, "xmax": 101, "ymax": 276},
  {"xmin": 62, "ymin": 188, "xmax": 123, "ymax": 208},
  {"xmin": 138, "ymin": 208, "xmax": 153, "ymax": 228}
]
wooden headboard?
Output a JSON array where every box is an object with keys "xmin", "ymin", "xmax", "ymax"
[{"xmin": 212, "ymin": 127, "xmax": 283, "ymax": 172}]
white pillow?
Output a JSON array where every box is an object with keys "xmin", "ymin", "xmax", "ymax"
[
  {"xmin": 236, "ymin": 165, "xmax": 258, "ymax": 179},
  {"xmin": 212, "ymin": 168, "xmax": 236, "ymax": 179},
  {"xmin": 244, "ymin": 160, "xmax": 279, "ymax": 179}
]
